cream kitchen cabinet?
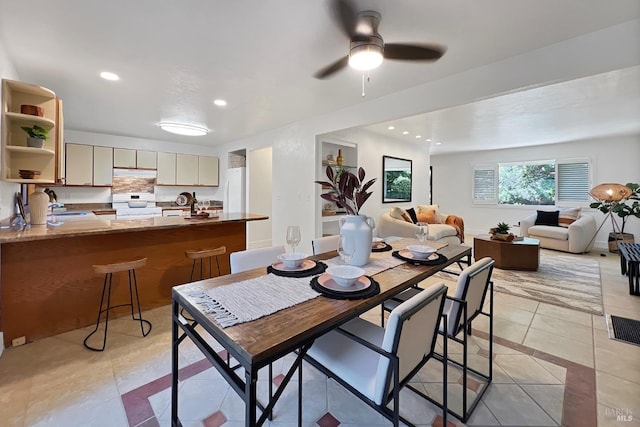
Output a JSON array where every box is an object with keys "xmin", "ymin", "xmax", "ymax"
[
  {"xmin": 93, "ymin": 145, "xmax": 113, "ymax": 186},
  {"xmin": 1, "ymin": 79, "xmax": 63, "ymax": 184},
  {"xmin": 176, "ymin": 154, "xmax": 198, "ymax": 185},
  {"xmin": 65, "ymin": 143, "xmax": 93, "ymax": 186},
  {"xmin": 156, "ymin": 152, "xmax": 176, "ymax": 185},
  {"xmin": 113, "ymin": 148, "xmax": 136, "ymax": 168},
  {"xmin": 198, "ymin": 156, "xmax": 219, "ymax": 186},
  {"xmin": 136, "ymin": 150, "xmax": 156, "ymax": 169},
  {"xmin": 66, "ymin": 143, "xmax": 113, "ymax": 186}
]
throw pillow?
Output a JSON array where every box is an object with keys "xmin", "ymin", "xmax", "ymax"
[
  {"xmin": 406, "ymin": 207, "xmax": 418, "ymax": 224},
  {"xmin": 417, "ymin": 209, "xmax": 438, "ymax": 224},
  {"xmin": 416, "ymin": 204, "xmax": 440, "ymax": 216},
  {"xmin": 390, "ymin": 206, "xmax": 412, "ymax": 223},
  {"xmin": 535, "ymin": 210, "xmax": 560, "ymax": 226},
  {"xmin": 558, "ymin": 207, "xmax": 581, "ymax": 228}
]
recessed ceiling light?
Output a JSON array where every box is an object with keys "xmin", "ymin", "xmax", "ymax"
[
  {"xmin": 402, "ymin": 131, "xmax": 409, "ymax": 135},
  {"xmin": 426, "ymin": 138, "xmax": 432, "ymax": 142},
  {"xmin": 435, "ymin": 142, "xmax": 442, "ymax": 145},
  {"xmin": 213, "ymin": 99, "xmax": 227, "ymax": 107},
  {"xmin": 100, "ymin": 71, "xmax": 120, "ymax": 81},
  {"xmin": 159, "ymin": 122, "xmax": 208, "ymax": 136},
  {"xmin": 415, "ymin": 135, "xmax": 421, "ymax": 139},
  {"xmin": 387, "ymin": 126, "xmax": 395, "ymax": 130}
]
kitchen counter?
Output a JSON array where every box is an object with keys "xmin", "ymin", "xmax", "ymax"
[
  {"xmin": 0, "ymin": 212, "xmax": 266, "ymax": 243},
  {"xmin": 0, "ymin": 212, "xmax": 268, "ymax": 346}
]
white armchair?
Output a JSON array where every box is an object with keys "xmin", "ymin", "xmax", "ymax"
[{"xmin": 520, "ymin": 211, "xmax": 596, "ymax": 253}]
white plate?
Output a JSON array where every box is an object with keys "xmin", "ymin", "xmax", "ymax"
[
  {"xmin": 317, "ymin": 274, "xmax": 371, "ymax": 293},
  {"xmin": 271, "ymin": 259, "xmax": 316, "ymax": 272},
  {"xmin": 398, "ymin": 249, "xmax": 439, "ymax": 261}
]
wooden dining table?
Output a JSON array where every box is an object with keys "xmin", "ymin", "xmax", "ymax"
[{"xmin": 170, "ymin": 242, "xmax": 472, "ymax": 427}]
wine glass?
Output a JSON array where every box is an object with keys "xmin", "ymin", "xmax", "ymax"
[
  {"xmin": 196, "ymin": 199, "xmax": 205, "ymax": 213},
  {"xmin": 416, "ymin": 222, "xmax": 429, "ymax": 243},
  {"xmin": 286, "ymin": 226, "xmax": 301, "ymax": 253},
  {"xmin": 337, "ymin": 235, "xmax": 355, "ymax": 264},
  {"xmin": 203, "ymin": 200, "xmax": 210, "ymax": 211}
]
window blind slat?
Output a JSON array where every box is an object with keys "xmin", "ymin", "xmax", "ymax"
[{"xmin": 557, "ymin": 162, "xmax": 590, "ymax": 202}]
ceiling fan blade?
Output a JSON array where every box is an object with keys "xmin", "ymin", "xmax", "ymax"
[
  {"xmin": 330, "ymin": 0, "xmax": 358, "ymax": 39},
  {"xmin": 314, "ymin": 56, "xmax": 349, "ymax": 79},
  {"xmin": 383, "ymin": 43, "xmax": 446, "ymax": 61}
]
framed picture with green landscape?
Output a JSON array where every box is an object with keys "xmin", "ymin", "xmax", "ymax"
[{"xmin": 382, "ymin": 155, "xmax": 412, "ymax": 203}]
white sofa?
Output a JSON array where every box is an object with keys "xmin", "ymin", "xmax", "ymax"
[
  {"xmin": 520, "ymin": 211, "xmax": 596, "ymax": 253},
  {"xmin": 378, "ymin": 206, "xmax": 461, "ymax": 245}
]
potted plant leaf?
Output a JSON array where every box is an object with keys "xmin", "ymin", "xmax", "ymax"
[
  {"xmin": 21, "ymin": 124, "xmax": 49, "ymax": 148},
  {"xmin": 489, "ymin": 221, "xmax": 515, "ymax": 241}
]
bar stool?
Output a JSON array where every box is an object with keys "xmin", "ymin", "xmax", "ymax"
[
  {"xmin": 83, "ymin": 257, "xmax": 152, "ymax": 352},
  {"xmin": 186, "ymin": 246, "xmax": 227, "ymax": 281}
]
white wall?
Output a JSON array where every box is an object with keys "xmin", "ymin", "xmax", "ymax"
[
  {"xmin": 431, "ymin": 135, "xmax": 640, "ymax": 249},
  {"xmin": 212, "ymin": 20, "xmax": 640, "ymax": 254},
  {"xmin": 0, "ymin": 38, "xmax": 20, "ymax": 219}
]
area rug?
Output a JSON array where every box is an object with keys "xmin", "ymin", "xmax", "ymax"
[{"xmin": 433, "ymin": 252, "xmax": 603, "ymax": 315}]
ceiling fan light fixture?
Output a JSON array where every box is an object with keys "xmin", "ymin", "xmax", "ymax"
[
  {"xmin": 349, "ymin": 42, "xmax": 383, "ymax": 71},
  {"xmin": 159, "ymin": 122, "xmax": 208, "ymax": 136}
]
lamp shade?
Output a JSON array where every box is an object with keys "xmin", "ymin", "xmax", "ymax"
[{"xmin": 589, "ymin": 183, "xmax": 632, "ymax": 202}]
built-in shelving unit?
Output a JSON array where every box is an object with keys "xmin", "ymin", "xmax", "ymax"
[
  {"xmin": 316, "ymin": 138, "xmax": 358, "ymax": 236},
  {"xmin": 1, "ymin": 79, "xmax": 63, "ymax": 184}
]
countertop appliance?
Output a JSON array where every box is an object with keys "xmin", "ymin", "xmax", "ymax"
[{"xmin": 113, "ymin": 193, "xmax": 162, "ymax": 219}]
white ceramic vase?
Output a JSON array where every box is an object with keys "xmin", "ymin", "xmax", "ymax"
[
  {"xmin": 339, "ymin": 214, "xmax": 376, "ymax": 266},
  {"xmin": 29, "ymin": 187, "xmax": 49, "ymax": 225}
]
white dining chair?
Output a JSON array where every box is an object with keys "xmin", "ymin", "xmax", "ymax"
[
  {"xmin": 304, "ymin": 282, "xmax": 449, "ymax": 427},
  {"xmin": 311, "ymin": 235, "xmax": 340, "ymax": 255},
  {"xmin": 383, "ymin": 257, "xmax": 495, "ymax": 422},
  {"xmin": 229, "ymin": 245, "xmax": 286, "ymax": 273}
]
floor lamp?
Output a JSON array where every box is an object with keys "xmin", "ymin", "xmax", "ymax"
[{"xmin": 587, "ymin": 183, "xmax": 633, "ymax": 250}]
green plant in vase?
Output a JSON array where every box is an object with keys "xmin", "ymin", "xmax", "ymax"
[{"xmin": 21, "ymin": 125, "xmax": 49, "ymax": 148}]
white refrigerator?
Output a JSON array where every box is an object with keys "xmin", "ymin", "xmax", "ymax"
[{"xmin": 224, "ymin": 167, "xmax": 246, "ymax": 212}]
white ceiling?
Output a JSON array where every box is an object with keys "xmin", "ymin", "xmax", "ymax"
[{"xmin": 1, "ymin": 1, "xmax": 639, "ymax": 152}]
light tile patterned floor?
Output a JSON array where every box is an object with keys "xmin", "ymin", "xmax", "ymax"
[{"xmin": 0, "ymin": 245, "xmax": 639, "ymax": 426}]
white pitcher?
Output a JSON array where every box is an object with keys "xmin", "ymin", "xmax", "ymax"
[{"xmin": 339, "ymin": 215, "xmax": 376, "ymax": 266}]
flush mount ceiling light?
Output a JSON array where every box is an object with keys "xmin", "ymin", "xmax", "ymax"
[
  {"xmin": 100, "ymin": 71, "xmax": 120, "ymax": 81},
  {"xmin": 159, "ymin": 122, "xmax": 208, "ymax": 136}
]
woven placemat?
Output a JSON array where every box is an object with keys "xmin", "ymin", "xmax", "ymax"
[
  {"xmin": 310, "ymin": 275, "xmax": 380, "ymax": 300},
  {"xmin": 267, "ymin": 261, "xmax": 327, "ymax": 278}
]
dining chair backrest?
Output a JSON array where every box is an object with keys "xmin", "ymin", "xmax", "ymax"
[
  {"xmin": 444, "ymin": 257, "xmax": 494, "ymax": 336},
  {"xmin": 311, "ymin": 235, "xmax": 340, "ymax": 255},
  {"xmin": 229, "ymin": 245, "xmax": 286, "ymax": 274},
  {"xmin": 374, "ymin": 282, "xmax": 447, "ymax": 405}
]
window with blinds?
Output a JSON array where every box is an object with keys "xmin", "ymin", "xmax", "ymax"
[
  {"xmin": 473, "ymin": 165, "xmax": 497, "ymax": 204},
  {"xmin": 472, "ymin": 158, "xmax": 591, "ymax": 206},
  {"xmin": 556, "ymin": 160, "xmax": 590, "ymax": 203}
]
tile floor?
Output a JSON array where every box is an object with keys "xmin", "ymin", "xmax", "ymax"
[{"xmin": 0, "ymin": 245, "xmax": 639, "ymax": 426}]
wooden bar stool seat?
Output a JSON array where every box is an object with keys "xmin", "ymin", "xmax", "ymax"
[
  {"xmin": 83, "ymin": 257, "xmax": 152, "ymax": 352},
  {"xmin": 186, "ymin": 246, "xmax": 226, "ymax": 281}
]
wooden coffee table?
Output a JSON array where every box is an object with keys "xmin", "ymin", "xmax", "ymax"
[{"xmin": 473, "ymin": 234, "xmax": 540, "ymax": 271}]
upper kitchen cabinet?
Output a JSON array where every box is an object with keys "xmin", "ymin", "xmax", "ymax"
[
  {"xmin": 65, "ymin": 143, "xmax": 93, "ymax": 186},
  {"xmin": 156, "ymin": 152, "xmax": 176, "ymax": 185},
  {"xmin": 1, "ymin": 79, "xmax": 63, "ymax": 184},
  {"xmin": 93, "ymin": 146, "xmax": 113, "ymax": 186},
  {"xmin": 113, "ymin": 148, "xmax": 136, "ymax": 168},
  {"xmin": 176, "ymin": 154, "xmax": 198, "ymax": 185},
  {"xmin": 136, "ymin": 150, "xmax": 157, "ymax": 169},
  {"xmin": 198, "ymin": 156, "xmax": 219, "ymax": 186}
]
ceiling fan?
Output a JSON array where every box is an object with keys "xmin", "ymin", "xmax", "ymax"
[{"xmin": 314, "ymin": 0, "xmax": 447, "ymax": 79}]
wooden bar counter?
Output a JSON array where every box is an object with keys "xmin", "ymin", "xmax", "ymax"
[{"xmin": 0, "ymin": 213, "xmax": 268, "ymax": 346}]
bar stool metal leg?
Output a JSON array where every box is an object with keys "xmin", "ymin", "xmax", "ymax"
[{"xmin": 84, "ymin": 258, "xmax": 151, "ymax": 351}]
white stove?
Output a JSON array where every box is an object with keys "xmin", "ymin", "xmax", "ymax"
[{"xmin": 113, "ymin": 193, "xmax": 162, "ymax": 219}]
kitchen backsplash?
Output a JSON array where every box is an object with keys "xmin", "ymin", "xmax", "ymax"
[{"xmin": 112, "ymin": 176, "xmax": 155, "ymax": 194}]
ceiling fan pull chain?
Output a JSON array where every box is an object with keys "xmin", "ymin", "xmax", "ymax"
[{"xmin": 361, "ymin": 72, "xmax": 366, "ymax": 97}]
